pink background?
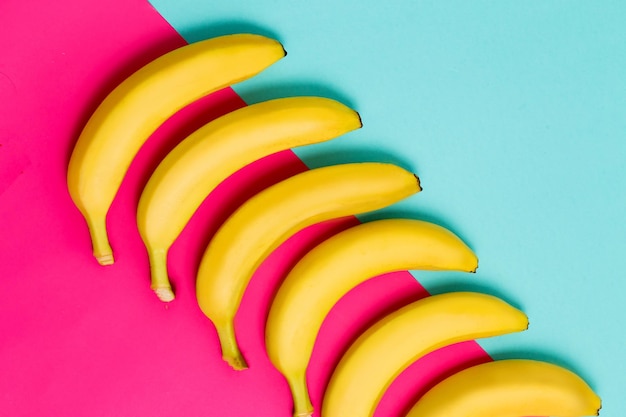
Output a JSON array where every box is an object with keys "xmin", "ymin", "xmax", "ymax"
[{"xmin": 1, "ymin": 0, "xmax": 490, "ymax": 415}]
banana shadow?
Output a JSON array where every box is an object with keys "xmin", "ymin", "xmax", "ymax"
[
  {"xmin": 420, "ymin": 278, "xmax": 526, "ymax": 312},
  {"xmin": 293, "ymin": 145, "xmax": 415, "ymax": 172},
  {"xmin": 175, "ymin": 19, "xmax": 282, "ymax": 45},
  {"xmin": 240, "ymin": 81, "xmax": 358, "ymax": 110}
]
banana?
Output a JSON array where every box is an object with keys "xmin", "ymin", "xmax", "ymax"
[
  {"xmin": 405, "ymin": 359, "xmax": 601, "ymax": 417},
  {"xmin": 321, "ymin": 292, "xmax": 529, "ymax": 417},
  {"xmin": 137, "ymin": 96, "xmax": 362, "ymax": 302},
  {"xmin": 67, "ymin": 33, "xmax": 286, "ymax": 265},
  {"xmin": 265, "ymin": 218, "xmax": 479, "ymax": 417},
  {"xmin": 196, "ymin": 163, "xmax": 421, "ymax": 370}
]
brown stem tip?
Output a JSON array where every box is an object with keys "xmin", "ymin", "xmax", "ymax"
[{"xmin": 414, "ymin": 174, "xmax": 422, "ymax": 191}]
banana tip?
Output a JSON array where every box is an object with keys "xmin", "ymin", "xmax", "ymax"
[
  {"xmin": 414, "ymin": 174, "xmax": 422, "ymax": 191},
  {"xmin": 356, "ymin": 111, "xmax": 363, "ymax": 128},
  {"xmin": 224, "ymin": 355, "xmax": 249, "ymax": 371},
  {"xmin": 154, "ymin": 287, "xmax": 175, "ymax": 303},
  {"xmin": 96, "ymin": 254, "xmax": 114, "ymax": 266},
  {"xmin": 294, "ymin": 412, "xmax": 313, "ymax": 417}
]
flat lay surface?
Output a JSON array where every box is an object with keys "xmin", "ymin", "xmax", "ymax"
[{"xmin": 1, "ymin": 1, "xmax": 625, "ymax": 416}]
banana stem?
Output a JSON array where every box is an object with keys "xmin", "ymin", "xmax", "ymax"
[
  {"xmin": 215, "ymin": 321, "xmax": 248, "ymax": 370},
  {"xmin": 86, "ymin": 215, "xmax": 114, "ymax": 265},
  {"xmin": 148, "ymin": 248, "xmax": 174, "ymax": 302},
  {"xmin": 287, "ymin": 373, "xmax": 314, "ymax": 417}
]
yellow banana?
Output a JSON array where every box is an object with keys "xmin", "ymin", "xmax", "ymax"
[
  {"xmin": 137, "ymin": 96, "xmax": 361, "ymax": 302},
  {"xmin": 265, "ymin": 218, "xmax": 479, "ymax": 417},
  {"xmin": 67, "ymin": 33, "xmax": 285, "ymax": 265},
  {"xmin": 322, "ymin": 292, "xmax": 529, "ymax": 417},
  {"xmin": 405, "ymin": 359, "xmax": 601, "ymax": 417},
  {"xmin": 196, "ymin": 163, "xmax": 421, "ymax": 370}
]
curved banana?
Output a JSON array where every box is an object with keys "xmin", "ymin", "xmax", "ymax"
[
  {"xmin": 67, "ymin": 33, "xmax": 286, "ymax": 265},
  {"xmin": 405, "ymin": 359, "xmax": 601, "ymax": 417},
  {"xmin": 265, "ymin": 218, "xmax": 479, "ymax": 416},
  {"xmin": 137, "ymin": 96, "xmax": 362, "ymax": 302},
  {"xmin": 321, "ymin": 292, "xmax": 529, "ymax": 417},
  {"xmin": 196, "ymin": 163, "xmax": 421, "ymax": 370}
]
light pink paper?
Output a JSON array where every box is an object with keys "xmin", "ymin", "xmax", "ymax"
[{"xmin": 0, "ymin": 1, "xmax": 491, "ymax": 416}]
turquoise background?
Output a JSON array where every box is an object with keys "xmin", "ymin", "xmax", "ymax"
[{"xmin": 150, "ymin": 0, "xmax": 625, "ymax": 414}]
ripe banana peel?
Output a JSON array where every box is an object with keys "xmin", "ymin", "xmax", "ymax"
[
  {"xmin": 405, "ymin": 359, "xmax": 601, "ymax": 417},
  {"xmin": 67, "ymin": 33, "xmax": 285, "ymax": 265},
  {"xmin": 265, "ymin": 218, "xmax": 479, "ymax": 416},
  {"xmin": 137, "ymin": 96, "xmax": 362, "ymax": 302},
  {"xmin": 196, "ymin": 163, "xmax": 421, "ymax": 370},
  {"xmin": 321, "ymin": 292, "xmax": 529, "ymax": 417}
]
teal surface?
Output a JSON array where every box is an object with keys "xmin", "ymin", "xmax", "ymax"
[{"xmin": 150, "ymin": 0, "xmax": 625, "ymax": 414}]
